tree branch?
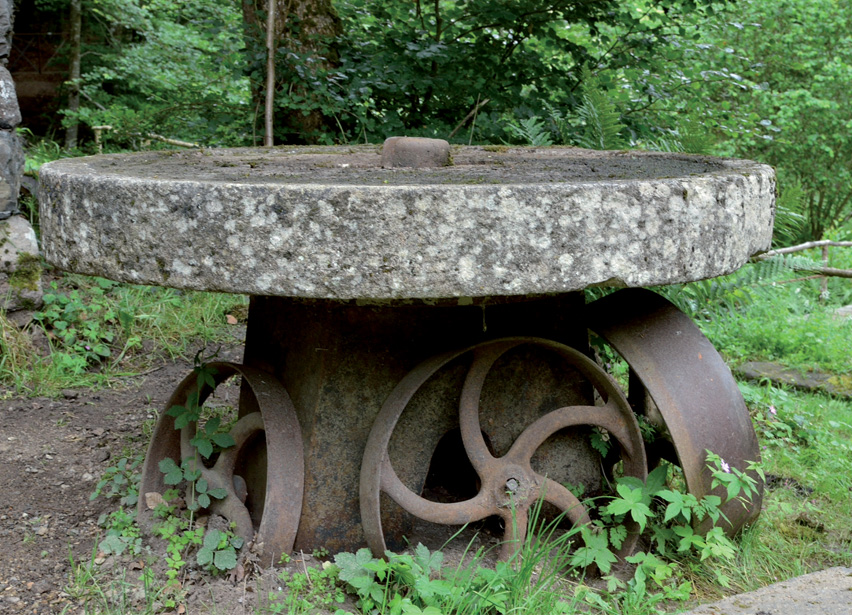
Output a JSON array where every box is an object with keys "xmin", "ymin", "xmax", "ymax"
[
  {"xmin": 751, "ymin": 241, "xmax": 852, "ymax": 278},
  {"xmin": 264, "ymin": 0, "xmax": 276, "ymax": 146},
  {"xmin": 751, "ymin": 240, "xmax": 852, "ymax": 260},
  {"xmin": 447, "ymin": 97, "xmax": 491, "ymax": 139}
]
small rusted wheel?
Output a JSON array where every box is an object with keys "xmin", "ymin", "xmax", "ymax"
[
  {"xmin": 586, "ymin": 288, "xmax": 763, "ymax": 534},
  {"xmin": 361, "ymin": 337, "xmax": 647, "ymax": 561},
  {"xmin": 138, "ymin": 362, "xmax": 304, "ymax": 561}
]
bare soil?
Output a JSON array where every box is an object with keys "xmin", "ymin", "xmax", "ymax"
[{"xmin": 0, "ymin": 339, "xmax": 289, "ymax": 614}]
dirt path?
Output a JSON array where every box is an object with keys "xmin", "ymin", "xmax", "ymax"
[{"xmin": 0, "ymin": 344, "xmax": 252, "ymax": 614}]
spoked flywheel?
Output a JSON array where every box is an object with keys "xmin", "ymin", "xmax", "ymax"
[
  {"xmin": 360, "ymin": 337, "xmax": 648, "ymax": 561},
  {"xmin": 138, "ymin": 362, "xmax": 304, "ymax": 561},
  {"xmin": 586, "ymin": 288, "xmax": 763, "ymax": 534}
]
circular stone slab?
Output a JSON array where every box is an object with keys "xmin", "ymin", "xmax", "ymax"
[{"xmin": 38, "ymin": 146, "xmax": 775, "ymax": 300}]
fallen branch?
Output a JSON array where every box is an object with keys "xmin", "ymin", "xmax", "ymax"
[
  {"xmin": 140, "ymin": 133, "xmax": 199, "ymax": 148},
  {"xmin": 79, "ymin": 91, "xmax": 200, "ymax": 149},
  {"xmin": 752, "ymin": 240, "xmax": 852, "ymax": 260},
  {"xmin": 750, "ymin": 240, "xmax": 852, "ymax": 278},
  {"xmin": 781, "ymin": 265, "xmax": 852, "ymax": 279},
  {"xmin": 448, "ymin": 98, "xmax": 491, "ymax": 140}
]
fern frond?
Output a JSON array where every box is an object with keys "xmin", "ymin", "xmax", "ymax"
[
  {"xmin": 644, "ymin": 116, "xmax": 714, "ymax": 155},
  {"xmin": 504, "ymin": 115, "xmax": 553, "ymax": 146},
  {"xmin": 676, "ymin": 119, "xmax": 715, "ymax": 155},
  {"xmin": 576, "ymin": 66, "xmax": 626, "ymax": 150},
  {"xmin": 773, "ymin": 179, "xmax": 808, "ymax": 246},
  {"xmin": 541, "ymin": 100, "xmax": 573, "ymax": 145},
  {"xmin": 660, "ymin": 258, "xmax": 796, "ymax": 320}
]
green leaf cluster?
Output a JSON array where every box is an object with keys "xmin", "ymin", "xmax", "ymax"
[
  {"xmin": 334, "ymin": 544, "xmax": 450, "ymax": 615},
  {"xmin": 33, "ymin": 280, "xmax": 123, "ymax": 370},
  {"xmin": 196, "ymin": 528, "xmax": 243, "ymax": 572}
]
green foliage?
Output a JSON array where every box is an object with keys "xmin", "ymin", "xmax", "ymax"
[
  {"xmin": 661, "ymin": 257, "xmax": 801, "ymax": 323},
  {"xmin": 165, "ymin": 358, "xmax": 235, "ymax": 459},
  {"xmin": 146, "ymin": 355, "xmax": 242, "ymax": 581},
  {"xmin": 334, "ymin": 544, "xmax": 451, "ymax": 614},
  {"xmin": 503, "ymin": 116, "xmax": 553, "ymax": 147},
  {"xmin": 2, "ymin": 271, "xmax": 247, "ymax": 395},
  {"xmin": 685, "ymin": 264, "xmax": 852, "ymax": 373},
  {"xmin": 570, "ymin": 526, "xmax": 619, "ymax": 574},
  {"xmin": 157, "ymin": 457, "xmax": 229, "ymax": 512},
  {"xmin": 324, "ymin": 457, "xmax": 759, "ymax": 615},
  {"xmin": 773, "ymin": 178, "xmax": 810, "ymax": 246},
  {"xmin": 34, "ymin": 280, "xmax": 121, "ymax": 369},
  {"xmin": 40, "ymin": 0, "xmax": 251, "ymax": 146},
  {"xmin": 590, "ymin": 427, "xmax": 612, "ymax": 457},
  {"xmin": 575, "ymin": 67, "xmax": 628, "ymax": 150},
  {"xmin": 605, "ymin": 483, "xmax": 654, "ymax": 531},
  {"xmin": 97, "ymin": 508, "xmax": 143, "ymax": 556},
  {"xmin": 153, "ymin": 515, "xmax": 205, "ymax": 583},
  {"xmin": 570, "ymin": 459, "xmax": 755, "ymax": 589},
  {"xmin": 90, "ymin": 455, "xmax": 144, "ymax": 557},
  {"xmin": 502, "ymin": 68, "xmax": 628, "ymax": 149},
  {"xmin": 91, "ymin": 454, "xmax": 142, "ymax": 507},
  {"xmin": 21, "ymin": 131, "xmax": 70, "ymax": 178},
  {"xmin": 196, "ymin": 528, "xmax": 243, "ymax": 572},
  {"xmin": 683, "ymin": 0, "xmax": 852, "ymax": 240},
  {"xmin": 245, "ymin": 0, "xmax": 735, "ymax": 144},
  {"xmin": 266, "ymin": 563, "xmax": 346, "ymax": 614}
]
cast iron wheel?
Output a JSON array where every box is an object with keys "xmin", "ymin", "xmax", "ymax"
[
  {"xmin": 586, "ymin": 288, "xmax": 763, "ymax": 534},
  {"xmin": 360, "ymin": 337, "xmax": 648, "ymax": 561},
  {"xmin": 138, "ymin": 362, "xmax": 304, "ymax": 561}
]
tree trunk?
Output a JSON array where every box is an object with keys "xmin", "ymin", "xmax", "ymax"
[
  {"xmin": 243, "ymin": 0, "xmax": 342, "ymax": 144},
  {"xmin": 264, "ymin": 0, "xmax": 275, "ymax": 146},
  {"xmin": 64, "ymin": 0, "xmax": 82, "ymax": 150}
]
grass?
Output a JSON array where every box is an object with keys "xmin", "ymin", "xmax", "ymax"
[{"xmin": 0, "ymin": 272, "xmax": 247, "ymax": 397}]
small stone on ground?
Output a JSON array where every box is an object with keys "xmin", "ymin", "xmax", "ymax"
[{"xmin": 681, "ymin": 567, "xmax": 852, "ymax": 614}]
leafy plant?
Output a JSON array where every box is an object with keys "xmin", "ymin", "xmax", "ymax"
[
  {"xmin": 575, "ymin": 66, "xmax": 628, "ymax": 150},
  {"xmin": 265, "ymin": 562, "xmax": 347, "ymax": 614},
  {"xmin": 91, "ymin": 454, "xmax": 142, "ymax": 507},
  {"xmin": 153, "ymin": 514, "xmax": 205, "ymax": 584},
  {"xmin": 90, "ymin": 455, "xmax": 144, "ymax": 557},
  {"xmin": 335, "ymin": 544, "xmax": 450, "ymax": 615},
  {"xmin": 503, "ymin": 115, "xmax": 554, "ymax": 146},
  {"xmin": 196, "ymin": 527, "xmax": 243, "ymax": 572},
  {"xmin": 97, "ymin": 508, "xmax": 143, "ymax": 556},
  {"xmin": 33, "ymin": 280, "xmax": 119, "ymax": 367}
]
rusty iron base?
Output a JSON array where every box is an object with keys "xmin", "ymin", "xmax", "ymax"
[
  {"xmin": 241, "ymin": 293, "xmax": 602, "ymax": 553},
  {"xmin": 139, "ymin": 289, "xmax": 763, "ymax": 560}
]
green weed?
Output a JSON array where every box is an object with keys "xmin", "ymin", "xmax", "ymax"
[{"xmin": 1, "ymin": 273, "xmax": 247, "ymax": 395}]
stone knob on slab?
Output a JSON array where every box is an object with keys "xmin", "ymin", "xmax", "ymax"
[{"xmin": 381, "ymin": 137, "xmax": 451, "ymax": 168}]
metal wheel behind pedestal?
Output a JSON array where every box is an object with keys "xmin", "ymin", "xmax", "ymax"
[
  {"xmin": 138, "ymin": 362, "xmax": 304, "ymax": 561},
  {"xmin": 586, "ymin": 288, "xmax": 763, "ymax": 534},
  {"xmin": 360, "ymin": 337, "xmax": 648, "ymax": 561}
]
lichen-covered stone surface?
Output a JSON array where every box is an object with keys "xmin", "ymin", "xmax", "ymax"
[
  {"xmin": 0, "ymin": 127, "xmax": 24, "ymax": 216},
  {"xmin": 682, "ymin": 567, "xmax": 852, "ymax": 615},
  {"xmin": 0, "ymin": 214, "xmax": 43, "ymax": 310},
  {"xmin": 38, "ymin": 146, "xmax": 775, "ymax": 300}
]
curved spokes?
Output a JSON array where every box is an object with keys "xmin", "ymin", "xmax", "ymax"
[
  {"xmin": 506, "ymin": 401, "xmax": 637, "ymax": 466},
  {"xmin": 361, "ymin": 337, "xmax": 647, "ymax": 561},
  {"xmin": 138, "ymin": 362, "xmax": 304, "ymax": 563},
  {"xmin": 380, "ymin": 458, "xmax": 494, "ymax": 526},
  {"xmin": 458, "ymin": 343, "xmax": 517, "ymax": 474}
]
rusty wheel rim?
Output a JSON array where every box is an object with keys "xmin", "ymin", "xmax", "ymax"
[
  {"xmin": 138, "ymin": 362, "xmax": 304, "ymax": 561},
  {"xmin": 361, "ymin": 337, "xmax": 647, "ymax": 561},
  {"xmin": 586, "ymin": 288, "xmax": 763, "ymax": 534}
]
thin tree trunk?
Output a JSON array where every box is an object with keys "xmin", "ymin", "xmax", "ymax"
[
  {"xmin": 64, "ymin": 0, "xmax": 82, "ymax": 150},
  {"xmin": 242, "ymin": 0, "xmax": 341, "ymax": 144},
  {"xmin": 264, "ymin": 0, "xmax": 275, "ymax": 146}
]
